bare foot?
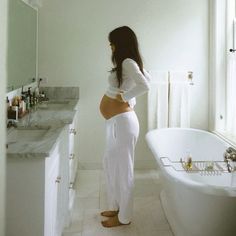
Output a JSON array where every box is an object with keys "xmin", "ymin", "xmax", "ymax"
[
  {"xmin": 100, "ymin": 210, "xmax": 119, "ymax": 217},
  {"xmin": 101, "ymin": 215, "xmax": 131, "ymax": 228}
]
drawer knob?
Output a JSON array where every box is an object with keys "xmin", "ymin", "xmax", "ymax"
[
  {"xmin": 70, "ymin": 129, "xmax": 77, "ymax": 135},
  {"xmin": 55, "ymin": 176, "xmax": 61, "ymax": 183},
  {"xmin": 69, "ymin": 182, "xmax": 74, "ymax": 189}
]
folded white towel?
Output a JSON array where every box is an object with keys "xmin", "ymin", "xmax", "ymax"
[
  {"xmin": 148, "ymin": 71, "xmax": 169, "ymax": 130},
  {"xmin": 169, "ymin": 71, "xmax": 190, "ymax": 128},
  {"xmin": 226, "ymin": 53, "xmax": 236, "ymax": 135}
]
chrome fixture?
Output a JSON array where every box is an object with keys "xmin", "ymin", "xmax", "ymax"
[
  {"xmin": 224, "ymin": 147, "xmax": 236, "ymax": 173},
  {"xmin": 187, "ymin": 71, "xmax": 194, "ymax": 85},
  {"xmin": 7, "ymin": 120, "xmax": 18, "ymax": 128},
  {"xmin": 224, "ymin": 147, "xmax": 236, "ymax": 162},
  {"xmin": 27, "ymin": 108, "xmax": 32, "ymax": 126},
  {"xmin": 188, "ymin": 71, "xmax": 193, "ymax": 80}
]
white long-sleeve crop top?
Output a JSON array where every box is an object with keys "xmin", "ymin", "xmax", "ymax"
[{"xmin": 105, "ymin": 58, "xmax": 150, "ymax": 108}]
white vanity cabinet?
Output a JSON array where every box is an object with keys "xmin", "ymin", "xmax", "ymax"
[
  {"xmin": 44, "ymin": 146, "xmax": 60, "ymax": 236},
  {"xmin": 55, "ymin": 126, "xmax": 70, "ymax": 233},
  {"xmin": 6, "ymin": 98, "xmax": 80, "ymax": 236},
  {"xmin": 68, "ymin": 109, "xmax": 79, "ymax": 211},
  {"xmin": 6, "ymin": 127, "xmax": 69, "ymax": 236}
]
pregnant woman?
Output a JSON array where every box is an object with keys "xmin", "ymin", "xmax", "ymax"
[{"xmin": 100, "ymin": 26, "xmax": 150, "ymax": 227}]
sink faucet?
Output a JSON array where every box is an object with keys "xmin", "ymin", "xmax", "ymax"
[
  {"xmin": 7, "ymin": 120, "xmax": 18, "ymax": 128},
  {"xmin": 27, "ymin": 108, "xmax": 32, "ymax": 126},
  {"xmin": 224, "ymin": 147, "xmax": 236, "ymax": 172}
]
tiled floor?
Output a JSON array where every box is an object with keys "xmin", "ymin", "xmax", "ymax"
[{"xmin": 63, "ymin": 169, "xmax": 174, "ymax": 236}]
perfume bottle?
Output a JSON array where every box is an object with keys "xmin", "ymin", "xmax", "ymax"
[{"xmin": 185, "ymin": 150, "xmax": 192, "ymax": 170}]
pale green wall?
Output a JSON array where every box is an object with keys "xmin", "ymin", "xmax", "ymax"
[
  {"xmin": 0, "ymin": 0, "xmax": 7, "ymax": 234},
  {"xmin": 7, "ymin": 0, "xmax": 37, "ymax": 91},
  {"xmin": 39, "ymin": 0, "xmax": 209, "ymax": 168}
]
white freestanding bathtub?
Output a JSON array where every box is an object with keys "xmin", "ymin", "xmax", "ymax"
[{"xmin": 146, "ymin": 128, "xmax": 236, "ymax": 236}]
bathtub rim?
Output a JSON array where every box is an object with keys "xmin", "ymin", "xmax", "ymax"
[{"xmin": 146, "ymin": 127, "xmax": 236, "ymax": 197}]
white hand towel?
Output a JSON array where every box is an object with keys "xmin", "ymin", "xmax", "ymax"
[
  {"xmin": 226, "ymin": 53, "xmax": 236, "ymax": 135},
  {"xmin": 148, "ymin": 71, "xmax": 169, "ymax": 130},
  {"xmin": 169, "ymin": 71, "xmax": 191, "ymax": 128}
]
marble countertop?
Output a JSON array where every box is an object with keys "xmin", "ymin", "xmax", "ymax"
[
  {"xmin": 6, "ymin": 98, "xmax": 79, "ymax": 158},
  {"xmin": 19, "ymin": 99, "xmax": 78, "ymax": 126}
]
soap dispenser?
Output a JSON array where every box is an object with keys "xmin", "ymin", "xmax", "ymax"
[{"xmin": 28, "ymin": 87, "xmax": 33, "ymax": 107}]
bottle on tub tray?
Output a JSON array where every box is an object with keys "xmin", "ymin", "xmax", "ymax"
[{"xmin": 182, "ymin": 150, "xmax": 193, "ymax": 170}]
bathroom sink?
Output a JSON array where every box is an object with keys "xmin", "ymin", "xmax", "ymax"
[
  {"xmin": 7, "ymin": 125, "xmax": 51, "ymax": 143},
  {"xmin": 48, "ymin": 100, "xmax": 70, "ymax": 104},
  {"xmin": 37, "ymin": 100, "xmax": 70, "ymax": 110}
]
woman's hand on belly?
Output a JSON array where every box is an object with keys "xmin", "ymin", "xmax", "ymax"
[
  {"xmin": 99, "ymin": 94, "xmax": 132, "ymax": 120},
  {"xmin": 115, "ymin": 93, "xmax": 125, "ymax": 103}
]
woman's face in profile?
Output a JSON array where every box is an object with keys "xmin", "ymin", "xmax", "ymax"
[{"xmin": 110, "ymin": 42, "xmax": 115, "ymax": 53}]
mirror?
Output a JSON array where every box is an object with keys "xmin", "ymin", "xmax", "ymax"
[{"xmin": 7, "ymin": 0, "xmax": 37, "ymax": 92}]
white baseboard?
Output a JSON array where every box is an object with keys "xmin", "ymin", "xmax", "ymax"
[
  {"xmin": 78, "ymin": 159, "xmax": 157, "ymax": 170},
  {"xmin": 78, "ymin": 162, "xmax": 103, "ymax": 170},
  {"xmin": 134, "ymin": 159, "xmax": 157, "ymax": 169}
]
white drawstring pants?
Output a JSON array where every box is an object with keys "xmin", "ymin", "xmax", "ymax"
[{"xmin": 103, "ymin": 111, "xmax": 139, "ymax": 224}]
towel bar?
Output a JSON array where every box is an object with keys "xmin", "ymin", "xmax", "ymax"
[{"xmin": 187, "ymin": 71, "xmax": 194, "ymax": 85}]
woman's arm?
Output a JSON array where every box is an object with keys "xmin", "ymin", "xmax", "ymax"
[{"xmin": 119, "ymin": 58, "xmax": 150, "ymax": 102}]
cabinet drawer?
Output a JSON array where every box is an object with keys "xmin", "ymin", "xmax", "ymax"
[
  {"xmin": 68, "ymin": 188, "xmax": 76, "ymax": 211},
  {"xmin": 45, "ymin": 151, "xmax": 60, "ymax": 236},
  {"xmin": 69, "ymin": 155, "xmax": 78, "ymax": 183},
  {"xmin": 45, "ymin": 145, "xmax": 60, "ymax": 178}
]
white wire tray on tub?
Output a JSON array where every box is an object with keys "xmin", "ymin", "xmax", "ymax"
[{"xmin": 160, "ymin": 157, "xmax": 233, "ymax": 175}]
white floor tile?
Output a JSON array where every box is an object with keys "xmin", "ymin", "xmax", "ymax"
[
  {"xmin": 134, "ymin": 179, "xmax": 161, "ymax": 197},
  {"xmin": 75, "ymin": 170, "xmax": 101, "ymax": 198},
  {"xmin": 156, "ymin": 230, "xmax": 174, "ymax": 236},
  {"xmin": 139, "ymin": 230, "xmax": 173, "ymax": 236},
  {"xmin": 63, "ymin": 170, "xmax": 173, "ymax": 236},
  {"xmin": 83, "ymin": 209, "xmax": 138, "ymax": 236},
  {"xmin": 134, "ymin": 196, "xmax": 170, "ymax": 231},
  {"xmin": 63, "ymin": 232, "xmax": 82, "ymax": 236},
  {"xmin": 73, "ymin": 197, "xmax": 100, "ymax": 213},
  {"xmin": 82, "ymin": 209, "xmax": 111, "ymax": 236},
  {"xmin": 134, "ymin": 169, "xmax": 157, "ymax": 181},
  {"xmin": 99, "ymin": 185, "xmax": 108, "ymax": 211},
  {"xmin": 99, "ymin": 171, "xmax": 106, "ymax": 185},
  {"xmin": 63, "ymin": 211, "xmax": 84, "ymax": 235},
  {"xmin": 76, "ymin": 183, "xmax": 100, "ymax": 198},
  {"xmin": 77, "ymin": 170, "xmax": 101, "ymax": 181}
]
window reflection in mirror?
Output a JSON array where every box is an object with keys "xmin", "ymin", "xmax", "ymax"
[{"xmin": 7, "ymin": 0, "xmax": 37, "ymax": 92}]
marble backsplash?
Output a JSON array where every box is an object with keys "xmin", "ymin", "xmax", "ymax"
[{"xmin": 40, "ymin": 87, "xmax": 79, "ymax": 100}]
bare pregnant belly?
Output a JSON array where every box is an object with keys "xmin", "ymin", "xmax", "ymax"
[{"xmin": 99, "ymin": 95, "xmax": 132, "ymax": 120}]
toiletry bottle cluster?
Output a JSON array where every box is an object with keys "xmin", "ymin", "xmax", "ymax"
[
  {"xmin": 7, "ymin": 96, "xmax": 23, "ymax": 121},
  {"xmin": 7, "ymin": 86, "xmax": 47, "ymax": 122}
]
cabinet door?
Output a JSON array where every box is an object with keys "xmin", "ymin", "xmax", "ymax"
[
  {"xmin": 57, "ymin": 126, "xmax": 70, "ymax": 230},
  {"xmin": 45, "ymin": 148, "xmax": 60, "ymax": 236},
  {"xmin": 6, "ymin": 158, "xmax": 45, "ymax": 236},
  {"xmin": 69, "ymin": 111, "xmax": 79, "ymax": 185},
  {"xmin": 73, "ymin": 110, "xmax": 79, "ymax": 163},
  {"xmin": 68, "ymin": 110, "xmax": 79, "ymax": 211},
  {"xmin": 68, "ymin": 115, "xmax": 76, "ymax": 157}
]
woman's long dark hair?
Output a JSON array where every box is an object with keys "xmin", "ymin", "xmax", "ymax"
[{"xmin": 108, "ymin": 26, "xmax": 144, "ymax": 87}]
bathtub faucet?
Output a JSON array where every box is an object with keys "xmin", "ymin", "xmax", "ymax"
[
  {"xmin": 224, "ymin": 147, "xmax": 236, "ymax": 172},
  {"xmin": 224, "ymin": 147, "xmax": 236, "ymax": 162}
]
